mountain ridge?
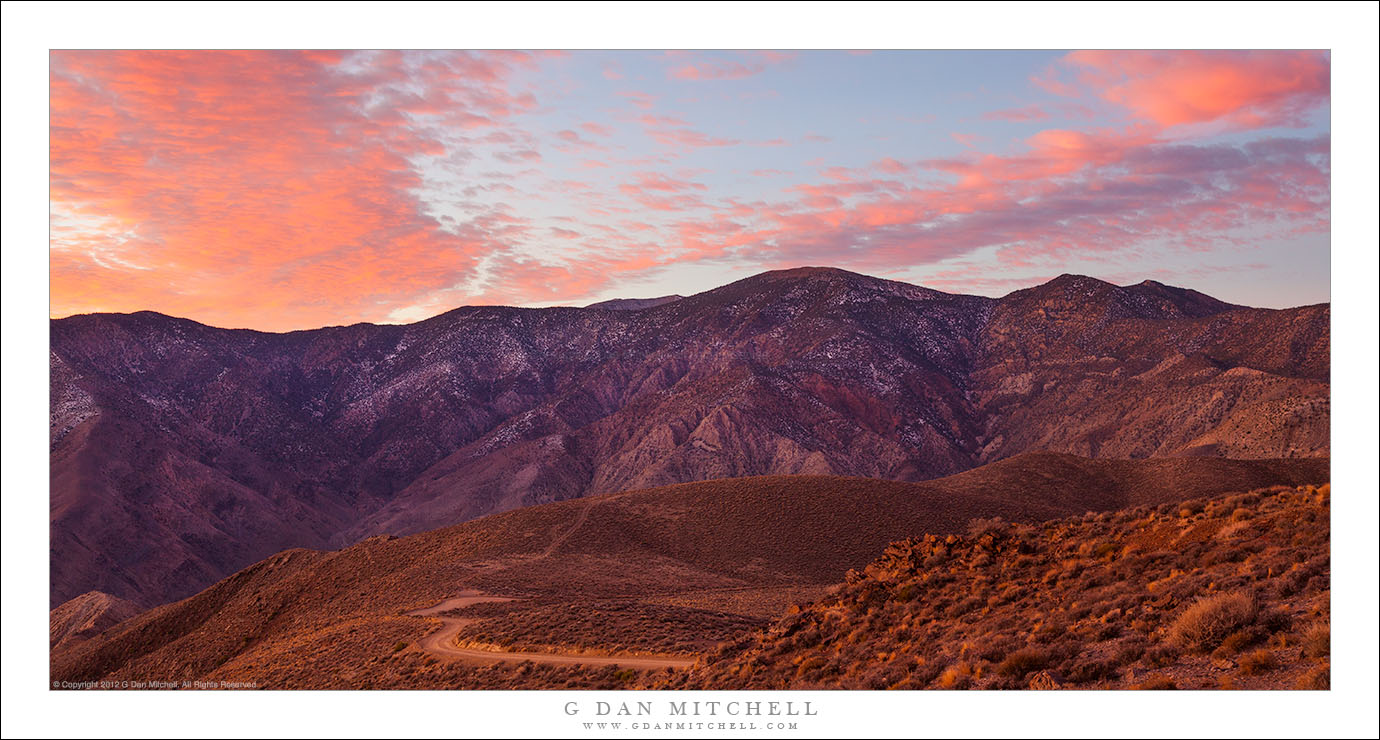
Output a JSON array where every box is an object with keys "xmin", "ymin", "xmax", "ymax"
[
  {"xmin": 52, "ymin": 267, "xmax": 1328, "ymax": 331},
  {"xmin": 49, "ymin": 268, "xmax": 1330, "ymax": 606}
]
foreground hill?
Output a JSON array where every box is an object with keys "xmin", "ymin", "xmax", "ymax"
[
  {"xmin": 50, "ymin": 454, "xmax": 1327, "ymax": 689},
  {"xmin": 50, "ymin": 267, "xmax": 1330, "ymax": 605},
  {"xmin": 662, "ymin": 483, "xmax": 1331, "ymax": 690},
  {"xmin": 49, "ymin": 592, "xmax": 143, "ymax": 652}
]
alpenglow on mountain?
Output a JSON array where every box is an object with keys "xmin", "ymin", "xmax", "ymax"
[{"xmin": 50, "ymin": 267, "xmax": 1329, "ymax": 606}]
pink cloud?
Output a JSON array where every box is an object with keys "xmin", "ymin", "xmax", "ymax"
[
  {"xmin": 874, "ymin": 157, "xmax": 909, "ymax": 174},
  {"xmin": 667, "ymin": 51, "xmax": 794, "ymax": 81},
  {"xmin": 50, "ymin": 51, "xmax": 1332, "ymax": 329},
  {"xmin": 982, "ymin": 104, "xmax": 1050, "ymax": 122},
  {"xmin": 617, "ymin": 91, "xmax": 657, "ymax": 110},
  {"xmin": 633, "ymin": 112, "xmax": 739, "ymax": 149},
  {"xmin": 580, "ymin": 121, "xmax": 614, "ymax": 137},
  {"xmin": 50, "ymin": 50, "xmax": 546, "ymax": 330},
  {"xmin": 1061, "ymin": 50, "xmax": 1330, "ymax": 129},
  {"xmin": 950, "ymin": 132, "xmax": 980, "ymax": 148},
  {"xmin": 619, "ymin": 173, "xmax": 708, "ymax": 194},
  {"xmin": 553, "ymin": 129, "xmax": 606, "ymax": 152}
]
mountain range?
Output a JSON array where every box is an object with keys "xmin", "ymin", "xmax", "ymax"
[{"xmin": 49, "ymin": 267, "xmax": 1330, "ymax": 607}]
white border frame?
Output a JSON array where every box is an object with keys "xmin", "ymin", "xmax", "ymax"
[{"xmin": 5, "ymin": 3, "xmax": 1377, "ymax": 738}]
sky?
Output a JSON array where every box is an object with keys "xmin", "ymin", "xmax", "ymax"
[{"xmin": 49, "ymin": 50, "xmax": 1330, "ymax": 330}]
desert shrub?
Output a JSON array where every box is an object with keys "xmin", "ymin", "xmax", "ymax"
[
  {"xmin": 1042, "ymin": 636, "xmax": 1084, "ymax": 665},
  {"xmin": 946, "ymin": 595, "xmax": 984, "ymax": 618},
  {"xmin": 392, "ymin": 640, "xmax": 409, "ymax": 653},
  {"xmin": 1278, "ymin": 556, "xmax": 1329, "ymax": 597},
  {"xmin": 984, "ymin": 675, "xmax": 1025, "ymax": 690},
  {"xmin": 1212, "ymin": 626, "xmax": 1266, "ymax": 658},
  {"xmin": 997, "ymin": 584, "xmax": 1028, "ymax": 604},
  {"xmin": 1224, "ymin": 492, "xmax": 1262, "ymax": 509},
  {"xmin": 1031, "ymin": 622, "xmax": 1066, "ymax": 645},
  {"xmin": 1092, "ymin": 622, "xmax": 1122, "ymax": 641},
  {"xmin": 1130, "ymin": 616, "xmax": 1159, "ymax": 634},
  {"xmin": 1113, "ymin": 639, "xmax": 1146, "ymax": 665},
  {"xmin": 975, "ymin": 636, "xmax": 1021, "ymax": 664},
  {"xmin": 1302, "ymin": 621, "xmax": 1330, "ymax": 659},
  {"xmin": 1267, "ymin": 631, "xmax": 1296, "ymax": 650},
  {"xmin": 1258, "ymin": 609, "xmax": 1293, "ymax": 634},
  {"xmin": 906, "ymin": 660, "xmax": 944, "ymax": 688},
  {"xmin": 1238, "ymin": 649, "xmax": 1277, "ymax": 675},
  {"xmin": 794, "ymin": 627, "xmax": 822, "ymax": 649},
  {"xmin": 1064, "ymin": 657, "xmax": 1119, "ymax": 684},
  {"xmin": 1168, "ymin": 592, "xmax": 1258, "ymax": 653},
  {"xmin": 1201, "ymin": 546, "xmax": 1250, "ymax": 567},
  {"xmin": 1295, "ymin": 664, "xmax": 1330, "ymax": 690},
  {"xmin": 1108, "ymin": 593, "xmax": 1141, "ymax": 614},
  {"xmin": 967, "ymin": 517, "xmax": 1006, "ymax": 538},
  {"xmin": 857, "ymin": 664, "xmax": 904, "ymax": 690},
  {"xmin": 996, "ymin": 648, "xmax": 1048, "ymax": 678},
  {"xmin": 1132, "ymin": 675, "xmax": 1178, "ymax": 690},
  {"xmin": 936, "ymin": 661, "xmax": 975, "ymax": 689},
  {"xmin": 795, "ymin": 655, "xmax": 828, "ymax": 677},
  {"xmin": 1079, "ymin": 569, "xmax": 1114, "ymax": 588}
]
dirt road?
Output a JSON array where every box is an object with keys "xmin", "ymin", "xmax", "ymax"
[{"xmin": 405, "ymin": 592, "xmax": 696, "ymax": 670}]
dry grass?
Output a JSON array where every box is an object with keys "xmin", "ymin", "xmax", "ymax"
[
  {"xmin": 936, "ymin": 662, "xmax": 976, "ymax": 690},
  {"xmin": 1169, "ymin": 592, "xmax": 1258, "ymax": 653},
  {"xmin": 1301, "ymin": 621, "xmax": 1329, "ymax": 659},
  {"xmin": 1238, "ymin": 649, "xmax": 1278, "ymax": 675},
  {"xmin": 1295, "ymin": 664, "xmax": 1330, "ymax": 690},
  {"xmin": 996, "ymin": 648, "xmax": 1048, "ymax": 678}
]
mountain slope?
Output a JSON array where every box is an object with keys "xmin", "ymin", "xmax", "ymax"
[
  {"xmin": 974, "ymin": 276, "xmax": 1329, "ymax": 461},
  {"xmin": 50, "ymin": 592, "xmax": 143, "ymax": 652},
  {"xmin": 49, "ymin": 454, "xmax": 1328, "ymax": 689},
  {"xmin": 663, "ymin": 482, "xmax": 1331, "ymax": 690},
  {"xmin": 50, "ymin": 268, "xmax": 1329, "ymax": 606}
]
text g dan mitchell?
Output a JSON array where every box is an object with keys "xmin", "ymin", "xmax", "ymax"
[{"xmin": 565, "ymin": 701, "xmax": 818, "ymax": 717}]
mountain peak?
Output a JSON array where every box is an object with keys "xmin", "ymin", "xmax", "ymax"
[
  {"xmin": 1044, "ymin": 273, "xmax": 1118, "ymax": 291},
  {"xmin": 998, "ymin": 272, "xmax": 1239, "ymax": 322},
  {"xmin": 585, "ymin": 295, "xmax": 684, "ymax": 311},
  {"xmin": 734, "ymin": 265, "xmax": 957, "ymax": 296},
  {"xmin": 762, "ymin": 265, "xmax": 860, "ymax": 279}
]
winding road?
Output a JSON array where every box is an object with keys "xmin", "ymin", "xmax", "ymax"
[{"xmin": 405, "ymin": 591, "xmax": 696, "ymax": 670}]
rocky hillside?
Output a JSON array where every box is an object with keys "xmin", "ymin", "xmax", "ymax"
[
  {"xmin": 50, "ymin": 268, "xmax": 1330, "ymax": 606},
  {"xmin": 662, "ymin": 482, "xmax": 1331, "ymax": 690}
]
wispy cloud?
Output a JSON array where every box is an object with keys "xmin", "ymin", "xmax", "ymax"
[{"xmin": 49, "ymin": 50, "xmax": 1330, "ymax": 328}]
